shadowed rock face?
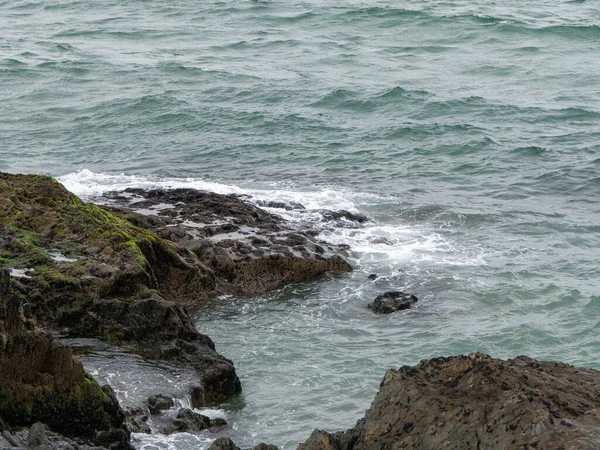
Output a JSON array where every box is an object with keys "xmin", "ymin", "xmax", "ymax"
[
  {"xmin": 0, "ymin": 270, "xmax": 132, "ymax": 449},
  {"xmin": 297, "ymin": 353, "xmax": 600, "ymax": 450}
]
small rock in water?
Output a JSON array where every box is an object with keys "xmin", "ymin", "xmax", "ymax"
[
  {"xmin": 162, "ymin": 408, "xmax": 225, "ymax": 435},
  {"xmin": 369, "ymin": 291, "xmax": 418, "ymax": 314},
  {"xmin": 147, "ymin": 394, "xmax": 174, "ymax": 414},
  {"xmin": 253, "ymin": 444, "xmax": 279, "ymax": 450},
  {"xmin": 367, "ymin": 273, "xmax": 378, "ymax": 280},
  {"xmin": 208, "ymin": 437, "xmax": 241, "ymax": 450}
]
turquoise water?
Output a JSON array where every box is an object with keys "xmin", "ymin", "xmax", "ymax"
[{"xmin": 1, "ymin": 0, "xmax": 600, "ymax": 448}]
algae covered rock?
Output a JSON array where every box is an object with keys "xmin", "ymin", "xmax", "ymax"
[
  {"xmin": 298, "ymin": 353, "xmax": 600, "ymax": 450},
  {"xmin": 0, "ymin": 172, "xmax": 240, "ymax": 405},
  {"xmin": 0, "ymin": 269, "xmax": 131, "ymax": 449}
]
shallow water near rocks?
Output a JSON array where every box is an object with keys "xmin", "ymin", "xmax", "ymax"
[{"xmin": 2, "ymin": 0, "xmax": 600, "ymax": 448}]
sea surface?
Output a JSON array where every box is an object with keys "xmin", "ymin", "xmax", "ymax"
[{"xmin": 1, "ymin": 0, "xmax": 600, "ymax": 448}]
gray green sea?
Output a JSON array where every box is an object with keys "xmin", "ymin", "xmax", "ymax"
[{"xmin": 1, "ymin": 0, "xmax": 599, "ymax": 449}]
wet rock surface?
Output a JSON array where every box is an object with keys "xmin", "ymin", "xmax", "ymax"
[
  {"xmin": 160, "ymin": 408, "xmax": 226, "ymax": 435},
  {"xmin": 101, "ymin": 187, "xmax": 353, "ymax": 301},
  {"xmin": 368, "ymin": 291, "xmax": 418, "ymax": 314},
  {"xmin": 297, "ymin": 353, "xmax": 600, "ymax": 450},
  {"xmin": 0, "ymin": 270, "xmax": 132, "ymax": 450}
]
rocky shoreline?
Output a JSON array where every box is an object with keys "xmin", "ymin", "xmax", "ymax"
[{"xmin": 1, "ymin": 172, "xmax": 600, "ymax": 450}]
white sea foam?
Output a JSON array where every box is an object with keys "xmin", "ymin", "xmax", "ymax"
[{"xmin": 57, "ymin": 169, "xmax": 486, "ymax": 269}]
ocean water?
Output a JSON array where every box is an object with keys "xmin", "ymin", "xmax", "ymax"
[{"xmin": 1, "ymin": 0, "xmax": 600, "ymax": 449}]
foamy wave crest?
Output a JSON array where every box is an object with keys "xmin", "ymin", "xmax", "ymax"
[{"xmin": 57, "ymin": 169, "xmax": 486, "ymax": 269}]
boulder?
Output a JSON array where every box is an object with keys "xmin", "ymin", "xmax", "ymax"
[
  {"xmin": 147, "ymin": 395, "xmax": 174, "ymax": 414},
  {"xmin": 368, "ymin": 291, "xmax": 418, "ymax": 314},
  {"xmin": 208, "ymin": 437, "xmax": 241, "ymax": 450},
  {"xmin": 297, "ymin": 353, "xmax": 600, "ymax": 450},
  {"xmin": 161, "ymin": 408, "xmax": 226, "ymax": 435}
]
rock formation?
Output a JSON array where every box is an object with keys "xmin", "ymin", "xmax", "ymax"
[
  {"xmin": 368, "ymin": 291, "xmax": 418, "ymax": 314},
  {"xmin": 0, "ymin": 269, "xmax": 132, "ymax": 449},
  {"xmin": 0, "ymin": 172, "xmax": 353, "ymax": 438},
  {"xmin": 298, "ymin": 353, "xmax": 600, "ymax": 450}
]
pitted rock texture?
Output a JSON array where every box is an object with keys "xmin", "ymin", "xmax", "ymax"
[
  {"xmin": 368, "ymin": 291, "xmax": 418, "ymax": 314},
  {"xmin": 101, "ymin": 187, "xmax": 353, "ymax": 300},
  {"xmin": 298, "ymin": 353, "xmax": 600, "ymax": 450}
]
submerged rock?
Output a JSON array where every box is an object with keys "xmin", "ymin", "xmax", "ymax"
[
  {"xmin": 368, "ymin": 291, "xmax": 418, "ymax": 313},
  {"xmin": 298, "ymin": 353, "xmax": 600, "ymax": 450}
]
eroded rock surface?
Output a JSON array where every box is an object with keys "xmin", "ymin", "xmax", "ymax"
[
  {"xmin": 101, "ymin": 187, "xmax": 353, "ymax": 302},
  {"xmin": 0, "ymin": 270, "xmax": 132, "ymax": 449},
  {"xmin": 368, "ymin": 291, "xmax": 418, "ymax": 314},
  {"xmin": 298, "ymin": 353, "xmax": 600, "ymax": 450}
]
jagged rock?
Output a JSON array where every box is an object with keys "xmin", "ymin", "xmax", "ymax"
[
  {"xmin": 368, "ymin": 291, "xmax": 418, "ymax": 313},
  {"xmin": 162, "ymin": 408, "xmax": 225, "ymax": 435},
  {"xmin": 297, "ymin": 353, "xmax": 600, "ymax": 450},
  {"xmin": 102, "ymin": 187, "xmax": 353, "ymax": 300},
  {"xmin": 0, "ymin": 270, "xmax": 132, "ymax": 450},
  {"xmin": 208, "ymin": 437, "xmax": 241, "ymax": 450},
  {"xmin": 367, "ymin": 274, "xmax": 377, "ymax": 280},
  {"xmin": 147, "ymin": 394, "xmax": 174, "ymax": 414},
  {"xmin": 253, "ymin": 444, "xmax": 279, "ymax": 450},
  {"xmin": 124, "ymin": 407, "xmax": 151, "ymax": 435}
]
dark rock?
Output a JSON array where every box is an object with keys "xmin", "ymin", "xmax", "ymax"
[
  {"xmin": 321, "ymin": 210, "xmax": 368, "ymax": 224},
  {"xmin": 162, "ymin": 408, "xmax": 222, "ymax": 435},
  {"xmin": 253, "ymin": 444, "xmax": 279, "ymax": 450},
  {"xmin": 367, "ymin": 274, "xmax": 377, "ymax": 280},
  {"xmin": 368, "ymin": 291, "xmax": 418, "ymax": 314},
  {"xmin": 147, "ymin": 394, "xmax": 174, "ymax": 414},
  {"xmin": 208, "ymin": 437, "xmax": 241, "ymax": 450},
  {"xmin": 297, "ymin": 353, "xmax": 600, "ymax": 450},
  {"xmin": 256, "ymin": 200, "xmax": 306, "ymax": 211},
  {"xmin": 124, "ymin": 407, "xmax": 151, "ymax": 435}
]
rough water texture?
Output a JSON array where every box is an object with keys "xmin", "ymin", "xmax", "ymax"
[{"xmin": 1, "ymin": 0, "xmax": 600, "ymax": 449}]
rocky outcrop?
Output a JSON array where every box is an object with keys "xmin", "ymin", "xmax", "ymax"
[
  {"xmin": 0, "ymin": 173, "xmax": 353, "ymax": 427},
  {"xmin": 101, "ymin": 187, "xmax": 353, "ymax": 302},
  {"xmin": 368, "ymin": 291, "xmax": 418, "ymax": 314},
  {"xmin": 298, "ymin": 353, "xmax": 600, "ymax": 450},
  {"xmin": 0, "ymin": 173, "xmax": 241, "ymax": 406},
  {"xmin": 0, "ymin": 270, "xmax": 132, "ymax": 449}
]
